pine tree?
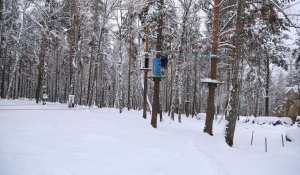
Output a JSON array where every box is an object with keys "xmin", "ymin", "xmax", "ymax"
[{"xmin": 225, "ymin": 0, "xmax": 246, "ymax": 147}]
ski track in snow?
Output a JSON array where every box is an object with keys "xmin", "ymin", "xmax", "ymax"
[{"xmin": 187, "ymin": 138, "xmax": 228, "ymax": 175}]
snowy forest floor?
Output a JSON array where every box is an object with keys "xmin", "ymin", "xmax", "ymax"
[{"xmin": 0, "ymin": 99, "xmax": 299, "ymax": 175}]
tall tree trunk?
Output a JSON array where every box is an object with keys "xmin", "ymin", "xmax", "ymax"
[
  {"xmin": 127, "ymin": 9, "xmax": 134, "ymax": 110},
  {"xmin": 87, "ymin": 0, "xmax": 100, "ymax": 106},
  {"xmin": 87, "ymin": 38, "xmax": 94, "ymax": 106},
  {"xmin": 192, "ymin": 53, "xmax": 197, "ymax": 117},
  {"xmin": 79, "ymin": 63, "xmax": 83, "ymax": 105},
  {"xmin": 116, "ymin": 2, "xmax": 124, "ymax": 113},
  {"xmin": 171, "ymin": 62, "xmax": 179, "ymax": 120},
  {"xmin": 35, "ymin": 0, "xmax": 52, "ymax": 103},
  {"xmin": 168, "ymin": 59, "xmax": 173, "ymax": 118},
  {"xmin": 204, "ymin": 0, "xmax": 221, "ymax": 136},
  {"xmin": 265, "ymin": 56, "xmax": 270, "ymax": 116},
  {"xmin": 68, "ymin": 0, "xmax": 78, "ymax": 98},
  {"xmin": 143, "ymin": 26, "xmax": 150, "ymax": 119},
  {"xmin": 185, "ymin": 64, "xmax": 190, "ymax": 117},
  {"xmin": 28, "ymin": 60, "xmax": 33, "ymax": 99},
  {"xmin": 54, "ymin": 49, "xmax": 59, "ymax": 102},
  {"xmin": 1, "ymin": 48, "xmax": 6, "ymax": 98},
  {"xmin": 17, "ymin": 60, "xmax": 22, "ymax": 98},
  {"xmin": 254, "ymin": 61, "xmax": 261, "ymax": 117},
  {"xmin": 35, "ymin": 33, "xmax": 47, "ymax": 103},
  {"xmin": 0, "ymin": 0, "xmax": 3, "ymax": 98},
  {"xmin": 175, "ymin": 1, "xmax": 191, "ymax": 122},
  {"xmin": 6, "ymin": 1, "xmax": 23, "ymax": 99},
  {"xmin": 127, "ymin": 42, "xmax": 132, "ymax": 111},
  {"xmin": 91, "ymin": 65, "xmax": 98, "ymax": 105},
  {"xmin": 151, "ymin": 0, "xmax": 164, "ymax": 128},
  {"xmin": 164, "ymin": 73, "xmax": 168, "ymax": 112},
  {"xmin": 225, "ymin": 0, "xmax": 246, "ymax": 147}
]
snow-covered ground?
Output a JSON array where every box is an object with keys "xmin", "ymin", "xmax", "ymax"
[{"xmin": 0, "ymin": 99, "xmax": 299, "ymax": 175}]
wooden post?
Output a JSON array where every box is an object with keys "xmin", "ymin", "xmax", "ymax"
[
  {"xmin": 265, "ymin": 137, "xmax": 267, "ymax": 152},
  {"xmin": 251, "ymin": 130, "xmax": 254, "ymax": 145}
]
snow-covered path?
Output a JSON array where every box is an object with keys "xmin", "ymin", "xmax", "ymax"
[{"xmin": 0, "ymin": 99, "xmax": 299, "ymax": 175}]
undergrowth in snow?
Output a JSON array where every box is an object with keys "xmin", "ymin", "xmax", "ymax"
[{"xmin": 242, "ymin": 116, "xmax": 294, "ymax": 126}]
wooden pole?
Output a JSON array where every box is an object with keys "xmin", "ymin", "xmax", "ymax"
[
  {"xmin": 251, "ymin": 130, "xmax": 254, "ymax": 145},
  {"xmin": 265, "ymin": 137, "xmax": 267, "ymax": 152}
]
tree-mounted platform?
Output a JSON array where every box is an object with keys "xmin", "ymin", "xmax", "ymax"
[
  {"xmin": 200, "ymin": 78, "xmax": 223, "ymax": 87},
  {"xmin": 148, "ymin": 75, "xmax": 166, "ymax": 82},
  {"xmin": 140, "ymin": 68, "xmax": 152, "ymax": 71},
  {"xmin": 209, "ymin": 54, "xmax": 221, "ymax": 61}
]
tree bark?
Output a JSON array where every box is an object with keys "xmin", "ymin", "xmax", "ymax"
[
  {"xmin": 35, "ymin": 33, "xmax": 47, "ymax": 103},
  {"xmin": 0, "ymin": 0, "xmax": 3, "ymax": 98},
  {"xmin": 68, "ymin": 0, "xmax": 77, "ymax": 97},
  {"xmin": 192, "ymin": 55, "xmax": 197, "ymax": 117},
  {"xmin": 1, "ymin": 48, "xmax": 6, "ymax": 98},
  {"xmin": 54, "ymin": 48, "xmax": 59, "ymax": 102},
  {"xmin": 143, "ymin": 26, "xmax": 150, "ymax": 119},
  {"xmin": 151, "ymin": 0, "xmax": 164, "ymax": 128},
  {"xmin": 225, "ymin": 0, "xmax": 246, "ymax": 147},
  {"xmin": 87, "ymin": 0, "xmax": 99, "ymax": 106},
  {"xmin": 168, "ymin": 59, "xmax": 173, "ymax": 118},
  {"xmin": 265, "ymin": 56, "xmax": 270, "ymax": 116},
  {"xmin": 127, "ymin": 39, "xmax": 133, "ymax": 110},
  {"xmin": 204, "ymin": 0, "xmax": 221, "ymax": 136},
  {"xmin": 185, "ymin": 64, "xmax": 190, "ymax": 117},
  {"xmin": 87, "ymin": 37, "xmax": 94, "ymax": 106}
]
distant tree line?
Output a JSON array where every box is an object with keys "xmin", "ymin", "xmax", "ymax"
[{"xmin": 0, "ymin": 0, "xmax": 298, "ymax": 125}]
